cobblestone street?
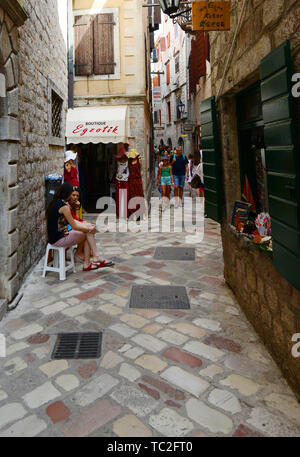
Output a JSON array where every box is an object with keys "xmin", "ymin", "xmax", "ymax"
[
  {"xmin": 0, "ymin": 187, "xmax": 300, "ymax": 438},
  {"xmin": 0, "ymin": 186, "xmax": 300, "ymax": 437}
]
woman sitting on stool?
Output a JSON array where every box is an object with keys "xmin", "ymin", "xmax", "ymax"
[{"xmin": 46, "ymin": 182, "xmax": 114, "ymax": 271}]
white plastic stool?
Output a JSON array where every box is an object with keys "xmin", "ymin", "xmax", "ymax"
[{"xmin": 42, "ymin": 244, "xmax": 76, "ymax": 281}]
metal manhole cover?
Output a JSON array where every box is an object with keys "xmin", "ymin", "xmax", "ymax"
[
  {"xmin": 51, "ymin": 332, "xmax": 102, "ymax": 359},
  {"xmin": 154, "ymin": 247, "xmax": 195, "ymax": 261},
  {"xmin": 129, "ymin": 285, "xmax": 190, "ymax": 309}
]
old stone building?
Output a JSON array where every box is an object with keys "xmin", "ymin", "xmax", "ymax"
[
  {"xmin": 66, "ymin": 0, "xmax": 159, "ymax": 209},
  {"xmin": 152, "ymin": 16, "xmax": 192, "ymax": 153},
  {"xmin": 200, "ymin": 0, "xmax": 300, "ymax": 398},
  {"xmin": 0, "ymin": 0, "xmax": 68, "ymax": 318}
]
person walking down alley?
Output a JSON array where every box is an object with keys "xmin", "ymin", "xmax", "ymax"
[
  {"xmin": 170, "ymin": 147, "xmax": 189, "ymax": 207},
  {"xmin": 157, "ymin": 155, "xmax": 174, "ymax": 211},
  {"xmin": 115, "ymin": 148, "xmax": 130, "ymax": 219},
  {"xmin": 187, "ymin": 153, "xmax": 195, "ymax": 198},
  {"xmin": 192, "ymin": 154, "xmax": 205, "ymax": 199}
]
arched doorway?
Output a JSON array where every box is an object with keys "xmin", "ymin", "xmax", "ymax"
[{"xmin": 167, "ymin": 138, "xmax": 172, "ymax": 149}]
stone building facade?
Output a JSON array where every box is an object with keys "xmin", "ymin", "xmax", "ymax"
[
  {"xmin": 67, "ymin": 0, "xmax": 157, "ymax": 207},
  {"xmin": 0, "ymin": 0, "xmax": 68, "ymax": 318},
  {"xmin": 203, "ymin": 0, "xmax": 300, "ymax": 398},
  {"xmin": 152, "ymin": 17, "xmax": 192, "ymax": 153}
]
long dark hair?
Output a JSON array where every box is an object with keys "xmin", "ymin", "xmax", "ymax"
[
  {"xmin": 46, "ymin": 182, "xmax": 73, "ymax": 221},
  {"xmin": 69, "ymin": 186, "xmax": 82, "ymax": 209}
]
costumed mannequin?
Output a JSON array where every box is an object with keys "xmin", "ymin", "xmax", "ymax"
[
  {"xmin": 64, "ymin": 150, "xmax": 79, "ymax": 187},
  {"xmin": 128, "ymin": 149, "xmax": 146, "ymax": 220},
  {"xmin": 115, "ymin": 148, "xmax": 129, "ymax": 219}
]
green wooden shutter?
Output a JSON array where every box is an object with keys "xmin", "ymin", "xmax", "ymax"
[
  {"xmin": 200, "ymin": 96, "xmax": 222, "ymax": 223},
  {"xmin": 260, "ymin": 40, "xmax": 300, "ymax": 291}
]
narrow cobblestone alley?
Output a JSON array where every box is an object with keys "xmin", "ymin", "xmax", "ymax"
[{"xmin": 0, "ymin": 184, "xmax": 300, "ymax": 438}]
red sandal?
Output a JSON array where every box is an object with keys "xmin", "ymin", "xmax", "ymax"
[
  {"xmin": 83, "ymin": 263, "xmax": 101, "ymax": 271},
  {"xmin": 97, "ymin": 260, "xmax": 115, "ymax": 268}
]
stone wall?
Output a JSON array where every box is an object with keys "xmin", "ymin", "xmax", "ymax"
[
  {"xmin": 209, "ymin": 0, "xmax": 300, "ymax": 126},
  {"xmin": 208, "ymin": 0, "xmax": 300, "ymax": 398},
  {"xmin": 222, "ymin": 225, "xmax": 300, "ymax": 400},
  {"xmin": 17, "ymin": 0, "xmax": 67, "ymax": 282},
  {"xmin": 0, "ymin": 0, "xmax": 67, "ymax": 311},
  {"xmin": 0, "ymin": 3, "xmax": 26, "ymax": 308}
]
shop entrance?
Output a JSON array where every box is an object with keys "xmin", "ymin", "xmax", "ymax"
[
  {"xmin": 237, "ymin": 83, "xmax": 269, "ymax": 214},
  {"xmin": 76, "ymin": 143, "xmax": 117, "ymax": 213}
]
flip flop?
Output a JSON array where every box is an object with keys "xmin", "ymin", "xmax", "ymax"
[
  {"xmin": 97, "ymin": 260, "xmax": 115, "ymax": 268},
  {"xmin": 83, "ymin": 263, "xmax": 101, "ymax": 271}
]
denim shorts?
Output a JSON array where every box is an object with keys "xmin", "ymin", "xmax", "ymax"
[
  {"xmin": 173, "ymin": 175, "xmax": 186, "ymax": 187},
  {"xmin": 161, "ymin": 176, "xmax": 172, "ymax": 186}
]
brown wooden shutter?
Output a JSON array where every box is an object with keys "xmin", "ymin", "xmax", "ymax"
[
  {"xmin": 189, "ymin": 31, "xmax": 206, "ymax": 94},
  {"xmin": 153, "ymin": 76, "xmax": 159, "ymax": 87},
  {"xmin": 74, "ymin": 15, "xmax": 93, "ymax": 76},
  {"xmin": 160, "ymin": 37, "xmax": 166, "ymax": 52},
  {"xmin": 93, "ymin": 13, "xmax": 115, "ymax": 75},
  {"xmin": 147, "ymin": 0, "xmax": 153, "ymax": 27},
  {"xmin": 166, "ymin": 63, "xmax": 170, "ymax": 85},
  {"xmin": 154, "ymin": 6, "xmax": 161, "ymax": 25}
]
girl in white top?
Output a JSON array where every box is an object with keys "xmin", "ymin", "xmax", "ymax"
[
  {"xmin": 193, "ymin": 155, "xmax": 204, "ymax": 198},
  {"xmin": 187, "ymin": 154, "xmax": 194, "ymax": 197}
]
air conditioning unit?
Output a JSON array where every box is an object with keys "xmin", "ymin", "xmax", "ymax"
[{"xmin": 152, "ymin": 49, "xmax": 158, "ymax": 63}]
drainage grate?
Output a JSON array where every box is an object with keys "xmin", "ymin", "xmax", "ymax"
[
  {"xmin": 154, "ymin": 247, "xmax": 195, "ymax": 261},
  {"xmin": 51, "ymin": 332, "xmax": 102, "ymax": 359},
  {"xmin": 129, "ymin": 285, "xmax": 190, "ymax": 309}
]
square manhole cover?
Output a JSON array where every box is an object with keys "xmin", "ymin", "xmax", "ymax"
[
  {"xmin": 129, "ymin": 285, "xmax": 190, "ymax": 309},
  {"xmin": 154, "ymin": 247, "xmax": 195, "ymax": 261},
  {"xmin": 51, "ymin": 332, "xmax": 102, "ymax": 359}
]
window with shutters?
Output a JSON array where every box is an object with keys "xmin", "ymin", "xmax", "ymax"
[
  {"xmin": 233, "ymin": 41, "xmax": 300, "ymax": 291},
  {"xmin": 73, "ymin": 8, "xmax": 120, "ymax": 80},
  {"xmin": 167, "ymin": 101, "xmax": 171, "ymax": 124}
]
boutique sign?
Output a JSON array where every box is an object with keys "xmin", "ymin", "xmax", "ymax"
[
  {"xmin": 66, "ymin": 106, "xmax": 128, "ymax": 144},
  {"xmin": 71, "ymin": 122, "xmax": 120, "ymax": 137}
]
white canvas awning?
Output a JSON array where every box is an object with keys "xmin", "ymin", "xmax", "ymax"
[{"xmin": 66, "ymin": 105, "xmax": 129, "ymax": 144}]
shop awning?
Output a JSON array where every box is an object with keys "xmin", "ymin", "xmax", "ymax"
[{"xmin": 66, "ymin": 105, "xmax": 129, "ymax": 144}]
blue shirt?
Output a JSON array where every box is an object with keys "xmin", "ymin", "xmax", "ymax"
[{"xmin": 171, "ymin": 154, "xmax": 188, "ymax": 176}]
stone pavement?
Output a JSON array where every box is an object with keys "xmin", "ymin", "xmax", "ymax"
[{"xmin": 0, "ymin": 189, "xmax": 300, "ymax": 437}]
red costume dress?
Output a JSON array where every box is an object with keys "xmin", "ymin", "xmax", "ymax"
[
  {"xmin": 64, "ymin": 166, "xmax": 79, "ymax": 187},
  {"xmin": 128, "ymin": 159, "xmax": 145, "ymax": 216}
]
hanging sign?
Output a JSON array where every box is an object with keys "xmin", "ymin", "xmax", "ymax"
[
  {"xmin": 192, "ymin": 1, "xmax": 231, "ymax": 31},
  {"xmin": 153, "ymin": 87, "xmax": 162, "ymax": 107},
  {"xmin": 181, "ymin": 123, "xmax": 195, "ymax": 133}
]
